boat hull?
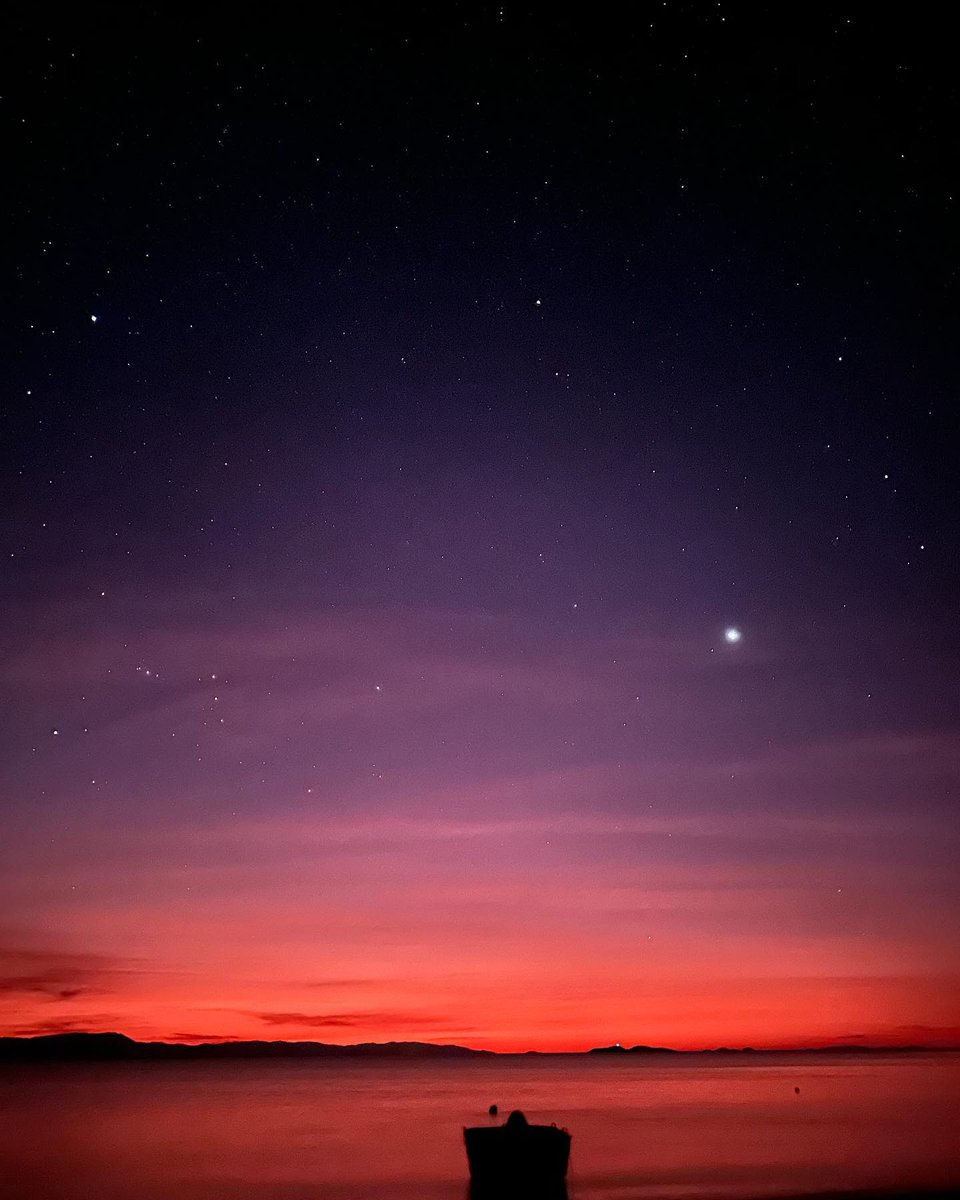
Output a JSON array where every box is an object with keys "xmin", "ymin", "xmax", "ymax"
[{"xmin": 463, "ymin": 1122, "xmax": 571, "ymax": 1186}]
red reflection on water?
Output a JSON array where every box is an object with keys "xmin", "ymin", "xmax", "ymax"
[{"xmin": 0, "ymin": 1054, "xmax": 957, "ymax": 1200}]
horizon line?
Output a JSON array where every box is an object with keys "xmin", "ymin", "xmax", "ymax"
[{"xmin": 4, "ymin": 1030, "xmax": 959, "ymax": 1054}]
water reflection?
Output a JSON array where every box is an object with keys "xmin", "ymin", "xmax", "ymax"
[{"xmin": 0, "ymin": 1053, "xmax": 956, "ymax": 1200}]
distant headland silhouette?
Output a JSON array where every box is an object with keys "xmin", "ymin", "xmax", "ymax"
[{"xmin": 0, "ymin": 1032, "xmax": 949, "ymax": 1062}]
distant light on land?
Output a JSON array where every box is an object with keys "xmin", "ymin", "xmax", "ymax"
[{"xmin": 724, "ymin": 627, "xmax": 742, "ymax": 644}]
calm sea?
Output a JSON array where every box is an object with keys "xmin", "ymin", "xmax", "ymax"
[{"xmin": 1, "ymin": 1052, "xmax": 957, "ymax": 1200}]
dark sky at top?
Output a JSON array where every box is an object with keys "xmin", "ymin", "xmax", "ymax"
[
  {"xmin": 4, "ymin": 5, "xmax": 957, "ymax": 614},
  {"xmin": 1, "ymin": 6, "xmax": 957, "ymax": 1048}
]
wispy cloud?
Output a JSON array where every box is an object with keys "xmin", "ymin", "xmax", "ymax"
[
  {"xmin": 0, "ymin": 947, "xmax": 126, "ymax": 1002},
  {"xmin": 4, "ymin": 1014, "xmax": 126, "ymax": 1037},
  {"xmin": 248, "ymin": 1009, "xmax": 455, "ymax": 1029}
]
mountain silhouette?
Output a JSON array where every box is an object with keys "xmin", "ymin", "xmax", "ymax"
[
  {"xmin": 0, "ymin": 1033, "xmax": 493, "ymax": 1061},
  {"xmin": 0, "ymin": 1033, "xmax": 945, "ymax": 1062}
]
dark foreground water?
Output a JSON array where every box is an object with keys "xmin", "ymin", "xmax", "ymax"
[{"xmin": 1, "ymin": 1052, "xmax": 957, "ymax": 1200}]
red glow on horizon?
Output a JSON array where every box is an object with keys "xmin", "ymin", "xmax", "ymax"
[
  {"xmin": 5, "ymin": 852, "xmax": 959, "ymax": 1051},
  {"xmin": 3, "ymin": 616, "xmax": 958, "ymax": 1058}
]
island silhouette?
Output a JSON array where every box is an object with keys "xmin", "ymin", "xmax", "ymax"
[{"xmin": 0, "ymin": 1032, "xmax": 946, "ymax": 1062}]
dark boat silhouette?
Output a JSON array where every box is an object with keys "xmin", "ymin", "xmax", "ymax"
[{"xmin": 464, "ymin": 1109, "xmax": 571, "ymax": 1191}]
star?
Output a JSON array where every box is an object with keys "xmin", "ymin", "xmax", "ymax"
[{"xmin": 724, "ymin": 627, "xmax": 742, "ymax": 644}]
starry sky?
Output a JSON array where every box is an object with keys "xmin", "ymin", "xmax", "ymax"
[{"xmin": 1, "ymin": 7, "xmax": 958, "ymax": 1051}]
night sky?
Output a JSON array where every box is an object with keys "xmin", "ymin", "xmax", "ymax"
[{"xmin": 2, "ymin": 7, "xmax": 958, "ymax": 1051}]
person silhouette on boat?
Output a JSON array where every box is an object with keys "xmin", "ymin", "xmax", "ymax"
[{"xmin": 505, "ymin": 1110, "xmax": 528, "ymax": 1129}]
